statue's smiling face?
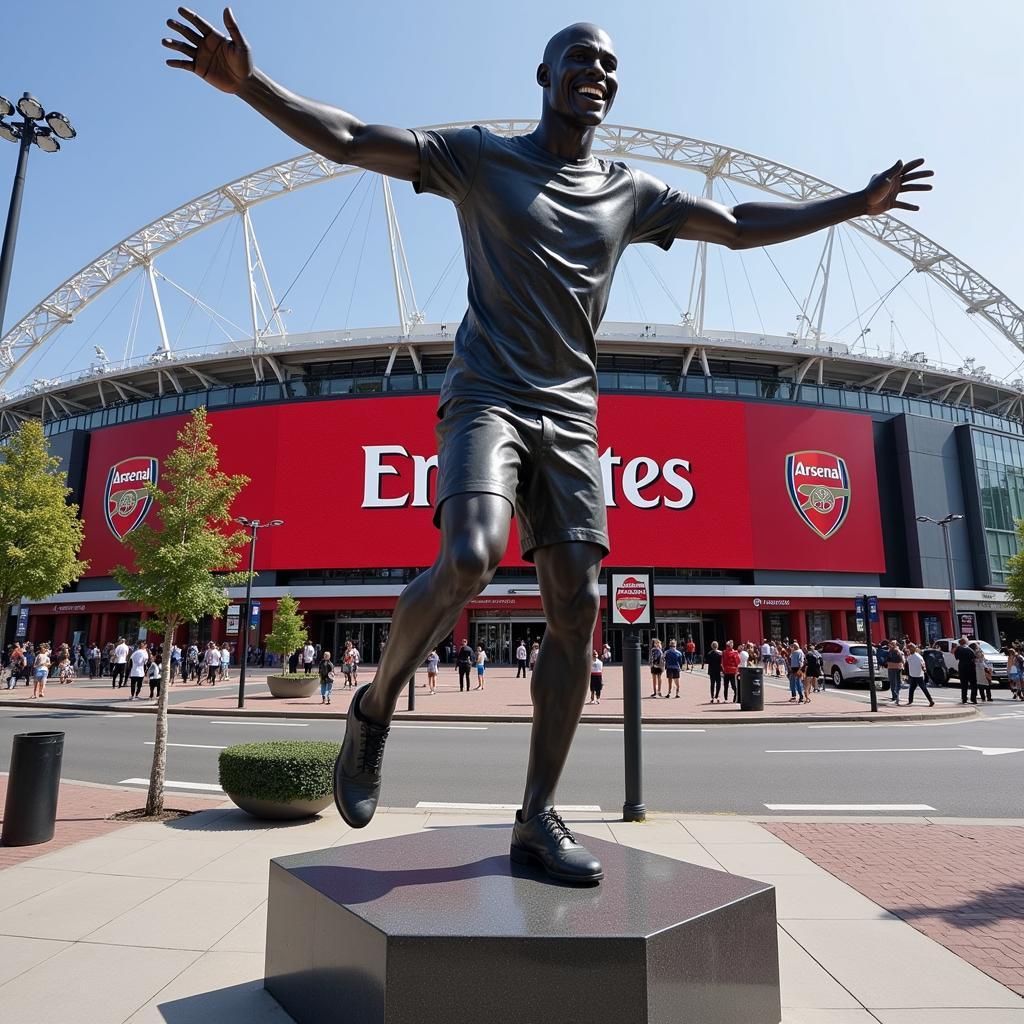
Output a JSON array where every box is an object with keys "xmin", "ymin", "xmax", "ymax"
[{"xmin": 538, "ymin": 24, "xmax": 618, "ymax": 128}]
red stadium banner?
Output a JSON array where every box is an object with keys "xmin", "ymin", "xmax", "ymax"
[{"xmin": 77, "ymin": 395, "xmax": 885, "ymax": 575}]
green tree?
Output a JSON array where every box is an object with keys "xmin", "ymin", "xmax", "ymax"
[
  {"xmin": 1005, "ymin": 522, "xmax": 1024, "ymax": 620},
  {"xmin": 264, "ymin": 593, "xmax": 306, "ymax": 669},
  {"xmin": 114, "ymin": 408, "xmax": 249, "ymax": 816},
  {"xmin": 0, "ymin": 420, "xmax": 88, "ymax": 642}
]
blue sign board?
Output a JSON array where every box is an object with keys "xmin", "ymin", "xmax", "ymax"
[{"xmin": 854, "ymin": 596, "xmax": 880, "ymax": 623}]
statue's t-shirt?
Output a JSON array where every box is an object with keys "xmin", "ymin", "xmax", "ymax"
[{"xmin": 411, "ymin": 125, "xmax": 696, "ymax": 423}]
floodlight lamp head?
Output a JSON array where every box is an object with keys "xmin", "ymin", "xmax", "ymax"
[
  {"xmin": 234, "ymin": 516, "xmax": 251, "ymax": 526},
  {"xmin": 268, "ymin": 519, "xmax": 284, "ymax": 527},
  {"xmin": 0, "ymin": 121, "xmax": 21, "ymax": 144},
  {"xmin": 33, "ymin": 128, "xmax": 59, "ymax": 153},
  {"xmin": 16, "ymin": 94, "xmax": 44, "ymax": 120},
  {"xmin": 0, "ymin": 95, "xmax": 12, "ymax": 118},
  {"xmin": 44, "ymin": 111, "xmax": 76, "ymax": 140}
]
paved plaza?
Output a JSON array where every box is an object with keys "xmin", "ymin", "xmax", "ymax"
[{"xmin": 0, "ymin": 776, "xmax": 1022, "ymax": 1023}]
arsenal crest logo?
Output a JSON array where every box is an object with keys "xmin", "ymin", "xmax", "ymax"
[
  {"xmin": 785, "ymin": 450, "xmax": 850, "ymax": 540},
  {"xmin": 104, "ymin": 457, "xmax": 159, "ymax": 540},
  {"xmin": 615, "ymin": 576, "xmax": 649, "ymax": 625}
]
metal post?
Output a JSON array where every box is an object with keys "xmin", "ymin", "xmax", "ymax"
[
  {"xmin": 622, "ymin": 629, "xmax": 646, "ymax": 821},
  {"xmin": 941, "ymin": 522, "xmax": 959, "ymax": 633},
  {"xmin": 407, "ymin": 675, "xmax": 415, "ymax": 712},
  {"xmin": 0, "ymin": 124, "xmax": 33, "ymax": 336},
  {"xmin": 864, "ymin": 594, "xmax": 878, "ymax": 713},
  {"xmin": 237, "ymin": 522, "xmax": 258, "ymax": 709}
]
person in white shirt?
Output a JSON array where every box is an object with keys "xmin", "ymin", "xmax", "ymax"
[
  {"xmin": 220, "ymin": 643, "xmax": 231, "ymax": 682},
  {"xmin": 760, "ymin": 640, "xmax": 773, "ymax": 669},
  {"xmin": 203, "ymin": 642, "xmax": 221, "ymax": 685},
  {"xmin": 515, "ymin": 641, "xmax": 528, "ymax": 678},
  {"xmin": 475, "ymin": 646, "xmax": 487, "ymax": 690},
  {"xmin": 738, "ymin": 644, "xmax": 750, "ymax": 669},
  {"xmin": 112, "ymin": 637, "xmax": 131, "ymax": 690},
  {"xmin": 904, "ymin": 643, "xmax": 934, "ymax": 707},
  {"xmin": 148, "ymin": 654, "xmax": 162, "ymax": 701},
  {"xmin": 129, "ymin": 642, "xmax": 150, "ymax": 700},
  {"xmin": 426, "ymin": 649, "xmax": 439, "ymax": 694},
  {"xmin": 302, "ymin": 641, "xmax": 316, "ymax": 676}
]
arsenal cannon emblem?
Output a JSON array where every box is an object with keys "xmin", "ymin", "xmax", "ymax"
[
  {"xmin": 104, "ymin": 456, "xmax": 159, "ymax": 539},
  {"xmin": 785, "ymin": 450, "xmax": 851, "ymax": 540}
]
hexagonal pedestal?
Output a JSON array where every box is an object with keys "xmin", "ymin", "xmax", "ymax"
[{"xmin": 264, "ymin": 825, "xmax": 780, "ymax": 1024}]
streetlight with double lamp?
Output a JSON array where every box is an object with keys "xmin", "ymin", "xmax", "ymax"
[
  {"xmin": 234, "ymin": 517, "xmax": 284, "ymax": 708},
  {"xmin": 916, "ymin": 513, "xmax": 965, "ymax": 638},
  {"xmin": 0, "ymin": 92, "xmax": 77, "ymax": 335}
]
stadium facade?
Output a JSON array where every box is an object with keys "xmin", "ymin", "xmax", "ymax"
[{"xmin": 3, "ymin": 122, "xmax": 1023, "ymax": 661}]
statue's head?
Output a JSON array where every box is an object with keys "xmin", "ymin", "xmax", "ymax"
[{"xmin": 537, "ymin": 23, "xmax": 618, "ymax": 129}]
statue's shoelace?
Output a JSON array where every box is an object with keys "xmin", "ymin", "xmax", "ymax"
[
  {"xmin": 360, "ymin": 727, "xmax": 389, "ymax": 775},
  {"xmin": 540, "ymin": 808, "xmax": 575, "ymax": 845}
]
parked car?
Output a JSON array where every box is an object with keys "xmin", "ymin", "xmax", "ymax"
[
  {"xmin": 932, "ymin": 639, "xmax": 1009, "ymax": 683},
  {"xmin": 816, "ymin": 640, "xmax": 886, "ymax": 689}
]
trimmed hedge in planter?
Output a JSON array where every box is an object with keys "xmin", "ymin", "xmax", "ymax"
[
  {"xmin": 219, "ymin": 740, "xmax": 341, "ymax": 819},
  {"xmin": 266, "ymin": 673, "xmax": 319, "ymax": 698}
]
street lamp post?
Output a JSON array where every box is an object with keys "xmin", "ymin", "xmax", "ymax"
[
  {"xmin": 916, "ymin": 514, "xmax": 965, "ymax": 638},
  {"xmin": 0, "ymin": 93, "xmax": 77, "ymax": 335},
  {"xmin": 234, "ymin": 517, "xmax": 284, "ymax": 709}
]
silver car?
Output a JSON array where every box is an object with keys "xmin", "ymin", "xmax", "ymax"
[
  {"xmin": 932, "ymin": 639, "xmax": 1009, "ymax": 683},
  {"xmin": 817, "ymin": 640, "xmax": 887, "ymax": 689}
]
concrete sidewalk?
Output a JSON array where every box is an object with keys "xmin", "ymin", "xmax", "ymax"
[
  {"xmin": 0, "ymin": 792, "xmax": 1021, "ymax": 1022},
  {"xmin": 0, "ymin": 664, "xmax": 980, "ymax": 725}
]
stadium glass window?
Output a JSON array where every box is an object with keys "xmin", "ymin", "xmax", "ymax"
[
  {"xmin": 234, "ymin": 385, "xmax": 258, "ymax": 404},
  {"xmin": 158, "ymin": 396, "xmax": 178, "ymax": 415},
  {"xmin": 737, "ymin": 378, "xmax": 758, "ymax": 397},
  {"xmin": 424, "ymin": 372, "xmax": 446, "ymax": 388},
  {"xmin": 208, "ymin": 388, "xmax": 232, "ymax": 406},
  {"xmin": 711, "ymin": 378, "xmax": 736, "ymax": 396},
  {"xmin": 821, "ymin": 386, "xmax": 842, "ymax": 406},
  {"xmin": 136, "ymin": 400, "xmax": 155, "ymax": 419},
  {"xmin": 866, "ymin": 393, "xmax": 886, "ymax": 411},
  {"xmin": 353, "ymin": 378, "xmax": 383, "ymax": 393},
  {"xmin": 684, "ymin": 375, "xmax": 707, "ymax": 393},
  {"xmin": 182, "ymin": 391, "xmax": 205, "ymax": 410},
  {"xmin": 386, "ymin": 374, "xmax": 416, "ymax": 391},
  {"xmin": 799, "ymin": 384, "xmax": 818, "ymax": 403},
  {"xmin": 618, "ymin": 371, "xmax": 645, "ymax": 390},
  {"xmin": 261, "ymin": 383, "xmax": 284, "ymax": 401}
]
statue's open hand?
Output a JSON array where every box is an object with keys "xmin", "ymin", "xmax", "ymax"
[
  {"xmin": 864, "ymin": 158, "xmax": 934, "ymax": 215},
  {"xmin": 163, "ymin": 6, "xmax": 252, "ymax": 94}
]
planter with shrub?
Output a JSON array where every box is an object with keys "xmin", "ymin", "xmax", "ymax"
[
  {"xmin": 219, "ymin": 740, "xmax": 341, "ymax": 819},
  {"xmin": 266, "ymin": 672, "xmax": 319, "ymax": 698}
]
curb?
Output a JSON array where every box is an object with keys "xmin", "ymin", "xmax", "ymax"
[{"xmin": 0, "ymin": 697, "xmax": 980, "ymax": 726}]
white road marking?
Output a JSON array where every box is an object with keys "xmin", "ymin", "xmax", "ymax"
[
  {"xmin": 145, "ymin": 741, "xmax": 226, "ymax": 750},
  {"xmin": 212, "ymin": 720, "xmax": 308, "ymax": 727},
  {"xmin": 390, "ymin": 724, "xmax": 487, "ymax": 730},
  {"xmin": 808, "ymin": 724, "xmax": 873, "ymax": 729},
  {"xmin": 764, "ymin": 803, "xmax": 936, "ymax": 811},
  {"xmin": 416, "ymin": 801, "xmax": 602, "ymax": 812},
  {"xmin": 766, "ymin": 745, "xmax": 1024, "ymax": 756},
  {"xmin": 599, "ymin": 727, "xmax": 706, "ymax": 733},
  {"xmin": 120, "ymin": 778, "xmax": 223, "ymax": 791}
]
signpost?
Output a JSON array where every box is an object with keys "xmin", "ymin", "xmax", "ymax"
[
  {"xmin": 607, "ymin": 567, "xmax": 655, "ymax": 822},
  {"xmin": 854, "ymin": 595, "xmax": 880, "ymax": 713}
]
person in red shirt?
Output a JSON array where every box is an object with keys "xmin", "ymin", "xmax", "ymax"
[
  {"xmin": 684, "ymin": 637, "xmax": 697, "ymax": 671},
  {"xmin": 721, "ymin": 640, "xmax": 741, "ymax": 703}
]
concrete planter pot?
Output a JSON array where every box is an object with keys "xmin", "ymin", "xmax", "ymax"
[
  {"xmin": 267, "ymin": 673, "xmax": 319, "ymax": 699},
  {"xmin": 226, "ymin": 791, "xmax": 333, "ymax": 820}
]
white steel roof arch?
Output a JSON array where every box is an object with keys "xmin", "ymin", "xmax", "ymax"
[{"xmin": 2, "ymin": 120, "xmax": 1020, "ymax": 389}]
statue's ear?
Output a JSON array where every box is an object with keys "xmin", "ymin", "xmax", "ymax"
[{"xmin": 536, "ymin": 62, "xmax": 549, "ymax": 88}]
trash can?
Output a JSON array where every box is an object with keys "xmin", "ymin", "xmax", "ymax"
[
  {"xmin": 739, "ymin": 666, "xmax": 764, "ymax": 711},
  {"xmin": 2, "ymin": 732, "xmax": 64, "ymax": 847},
  {"xmin": 923, "ymin": 649, "xmax": 948, "ymax": 687}
]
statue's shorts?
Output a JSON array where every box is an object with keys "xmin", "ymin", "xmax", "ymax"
[{"xmin": 433, "ymin": 399, "xmax": 609, "ymax": 562}]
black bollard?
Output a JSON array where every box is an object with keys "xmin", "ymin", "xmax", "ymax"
[
  {"xmin": 407, "ymin": 675, "xmax": 416, "ymax": 712},
  {"xmin": 622, "ymin": 630, "xmax": 646, "ymax": 822},
  {"xmin": 2, "ymin": 732, "xmax": 64, "ymax": 846}
]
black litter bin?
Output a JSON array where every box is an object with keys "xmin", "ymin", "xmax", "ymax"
[
  {"xmin": 923, "ymin": 649, "xmax": 948, "ymax": 687},
  {"xmin": 2, "ymin": 732, "xmax": 65, "ymax": 846},
  {"xmin": 739, "ymin": 666, "xmax": 764, "ymax": 711}
]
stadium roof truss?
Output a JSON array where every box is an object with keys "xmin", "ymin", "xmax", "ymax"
[{"xmin": 1, "ymin": 121, "xmax": 1022, "ymax": 417}]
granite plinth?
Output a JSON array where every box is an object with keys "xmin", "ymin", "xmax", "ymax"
[{"xmin": 264, "ymin": 825, "xmax": 781, "ymax": 1024}]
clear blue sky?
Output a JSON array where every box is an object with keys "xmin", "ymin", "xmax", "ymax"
[{"xmin": 2, "ymin": 0, "xmax": 1023, "ymax": 386}]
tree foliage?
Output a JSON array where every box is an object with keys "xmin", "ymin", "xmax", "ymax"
[
  {"xmin": 0, "ymin": 420, "xmax": 88, "ymax": 638},
  {"xmin": 264, "ymin": 593, "xmax": 306, "ymax": 658},
  {"xmin": 1005, "ymin": 520, "xmax": 1024, "ymax": 620},
  {"xmin": 113, "ymin": 407, "xmax": 249, "ymax": 814}
]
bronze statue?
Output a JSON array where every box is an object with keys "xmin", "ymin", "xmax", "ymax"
[{"xmin": 165, "ymin": 8, "xmax": 932, "ymax": 883}]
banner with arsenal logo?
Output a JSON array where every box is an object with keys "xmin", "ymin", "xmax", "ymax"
[
  {"xmin": 76, "ymin": 395, "xmax": 885, "ymax": 576},
  {"xmin": 608, "ymin": 569, "xmax": 655, "ymax": 628}
]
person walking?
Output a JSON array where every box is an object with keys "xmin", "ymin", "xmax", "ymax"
[
  {"xmin": 663, "ymin": 638, "xmax": 683, "ymax": 698},
  {"xmin": 905, "ymin": 642, "xmax": 934, "ymax": 706},
  {"xmin": 220, "ymin": 642, "xmax": 232, "ymax": 682},
  {"xmin": 1009, "ymin": 645, "xmax": 1024, "ymax": 700},
  {"xmin": 884, "ymin": 639, "xmax": 905, "ymax": 704},
  {"xmin": 169, "ymin": 643, "xmax": 181, "ymax": 684},
  {"xmin": 32, "ymin": 644, "xmax": 51, "ymax": 698},
  {"xmin": 426, "ymin": 648, "xmax": 439, "ymax": 694},
  {"xmin": 955, "ymin": 636, "xmax": 977, "ymax": 704},
  {"xmin": 974, "ymin": 643, "xmax": 994, "ymax": 702},
  {"xmin": 588, "ymin": 651, "xmax": 603, "ymax": 704},
  {"xmin": 456, "ymin": 638, "xmax": 474, "ymax": 692},
  {"xmin": 111, "ymin": 637, "xmax": 130, "ymax": 689},
  {"xmin": 705, "ymin": 641, "xmax": 723, "ymax": 703},
  {"xmin": 475, "ymin": 645, "xmax": 488, "ymax": 690},
  {"xmin": 88, "ymin": 644, "xmax": 101, "ymax": 680},
  {"xmin": 302, "ymin": 640, "xmax": 316, "ymax": 675},
  {"xmin": 529, "ymin": 641, "xmax": 540, "ymax": 675},
  {"xmin": 319, "ymin": 650, "xmax": 335, "ymax": 705},
  {"xmin": 515, "ymin": 640, "xmax": 528, "ymax": 678},
  {"xmin": 341, "ymin": 641, "xmax": 355, "ymax": 688},
  {"xmin": 805, "ymin": 643, "xmax": 824, "ymax": 693},
  {"xmin": 148, "ymin": 653, "xmax": 163, "ymax": 701},
  {"xmin": 721, "ymin": 640, "xmax": 741, "ymax": 702},
  {"xmin": 788, "ymin": 643, "xmax": 806, "ymax": 703},
  {"xmin": 684, "ymin": 636, "xmax": 696, "ymax": 672},
  {"xmin": 649, "ymin": 638, "xmax": 664, "ymax": 697},
  {"xmin": 202, "ymin": 641, "xmax": 221, "ymax": 685},
  {"xmin": 129, "ymin": 642, "xmax": 150, "ymax": 700}
]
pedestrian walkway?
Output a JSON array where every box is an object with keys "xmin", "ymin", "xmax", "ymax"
[
  {"xmin": 0, "ymin": 664, "xmax": 980, "ymax": 725},
  {"xmin": 0, "ymin": 782, "xmax": 1021, "ymax": 1022}
]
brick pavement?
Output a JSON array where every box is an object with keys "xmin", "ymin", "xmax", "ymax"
[
  {"xmin": 763, "ymin": 820, "xmax": 1024, "ymax": 998},
  {"xmin": 0, "ymin": 775, "xmax": 215, "ymax": 870}
]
